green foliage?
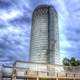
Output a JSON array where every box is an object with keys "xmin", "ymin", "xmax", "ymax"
[
  {"xmin": 63, "ymin": 57, "xmax": 80, "ymax": 66},
  {"xmin": 70, "ymin": 57, "xmax": 76, "ymax": 66},
  {"xmin": 63, "ymin": 58, "xmax": 70, "ymax": 66}
]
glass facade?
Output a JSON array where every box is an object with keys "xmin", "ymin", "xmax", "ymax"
[
  {"xmin": 49, "ymin": 7, "xmax": 59, "ymax": 64},
  {"xmin": 30, "ymin": 5, "xmax": 59, "ymax": 64}
]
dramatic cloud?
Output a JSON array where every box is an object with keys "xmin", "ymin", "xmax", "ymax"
[{"xmin": 0, "ymin": 0, "xmax": 80, "ymax": 65}]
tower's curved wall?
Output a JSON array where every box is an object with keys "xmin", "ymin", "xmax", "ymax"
[{"xmin": 30, "ymin": 5, "xmax": 59, "ymax": 64}]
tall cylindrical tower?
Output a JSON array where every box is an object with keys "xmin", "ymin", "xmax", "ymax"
[{"xmin": 30, "ymin": 5, "xmax": 59, "ymax": 64}]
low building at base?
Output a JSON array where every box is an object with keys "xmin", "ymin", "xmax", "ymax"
[{"xmin": 0, "ymin": 61, "xmax": 80, "ymax": 80}]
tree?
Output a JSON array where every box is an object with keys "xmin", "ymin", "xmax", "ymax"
[
  {"xmin": 76, "ymin": 60, "xmax": 80, "ymax": 65},
  {"xmin": 70, "ymin": 57, "xmax": 77, "ymax": 66},
  {"xmin": 63, "ymin": 58, "xmax": 70, "ymax": 66},
  {"xmin": 63, "ymin": 57, "xmax": 80, "ymax": 72},
  {"xmin": 63, "ymin": 57, "xmax": 80, "ymax": 66}
]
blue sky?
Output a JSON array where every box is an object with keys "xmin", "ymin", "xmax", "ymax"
[{"xmin": 0, "ymin": 0, "xmax": 80, "ymax": 65}]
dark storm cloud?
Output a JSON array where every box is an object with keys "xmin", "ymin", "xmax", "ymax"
[
  {"xmin": 10, "ymin": 16, "xmax": 31, "ymax": 26},
  {"xmin": 0, "ymin": 0, "xmax": 11, "ymax": 8}
]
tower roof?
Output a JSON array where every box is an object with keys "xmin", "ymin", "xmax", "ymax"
[{"xmin": 33, "ymin": 4, "xmax": 57, "ymax": 15}]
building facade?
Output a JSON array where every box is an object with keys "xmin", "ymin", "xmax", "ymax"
[
  {"xmin": 1, "ymin": 61, "xmax": 80, "ymax": 80},
  {"xmin": 30, "ymin": 5, "xmax": 59, "ymax": 64}
]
